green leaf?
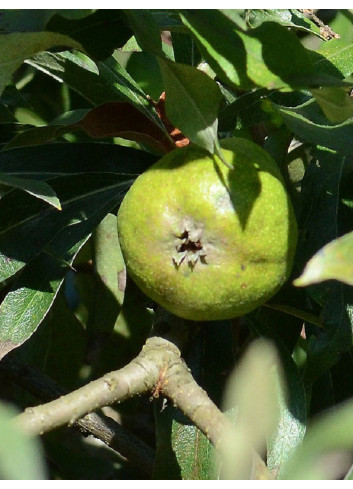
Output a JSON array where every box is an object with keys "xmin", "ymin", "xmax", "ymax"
[
  {"xmin": 154, "ymin": 403, "xmax": 216, "ymax": 480},
  {"xmin": 159, "ymin": 59, "xmax": 222, "ymax": 153},
  {"xmin": 0, "ymin": 173, "xmax": 61, "ymax": 209},
  {"xmin": 180, "ymin": 10, "xmax": 253, "ymax": 90},
  {"xmin": 0, "ymin": 401, "xmax": 46, "ymax": 479},
  {"xmin": 154, "ymin": 321, "xmax": 234, "ymax": 480},
  {"xmin": 89, "ymin": 213, "xmax": 126, "ymax": 334},
  {"xmin": 0, "ymin": 32, "xmax": 83, "ymax": 95},
  {"xmin": 171, "ymin": 31, "xmax": 201, "ymax": 66},
  {"xmin": 294, "ymin": 231, "xmax": 353, "ymax": 287},
  {"xmin": 15, "ymin": 292, "xmax": 86, "ymax": 391},
  {"xmin": 0, "ymin": 179, "xmax": 121, "ymax": 359},
  {"xmin": 311, "ymin": 86, "xmax": 353, "ymax": 123}
]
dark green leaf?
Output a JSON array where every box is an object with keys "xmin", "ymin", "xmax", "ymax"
[
  {"xmin": 154, "ymin": 403, "xmax": 216, "ymax": 480},
  {"xmin": 171, "ymin": 31, "xmax": 201, "ymax": 66},
  {"xmin": 46, "ymin": 10, "xmax": 132, "ymax": 60},
  {"xmin": 0, "ymin": 173, "xmax": 61, "ymax": 209},
  {"xmin": 28, "ymin": 52, "xmax": 164, "ymax": 129},
  {"xmin": 122, "ymin": 10, "xmax": 162, "ymax": 56},
  {"xmin": 0, "ymin": 182, "xmax": 122, "ymax": 359},
  {"xmin": 295, "ymin": 149, "xmax": 353, "ymax": 384},
  {"xmin": 0, "ymin": 143, "xmax": 156, "ymax": 283}
]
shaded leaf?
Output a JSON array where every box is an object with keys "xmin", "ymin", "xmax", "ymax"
[
  {"xmin": 77, "ymin": 102, "xmax": 174, "ymax": 153},
  {"xmin": 0, "ymin": 173, "xmax": 61, "ymax": 209},
  {"xmin": 154, "ymin": 403, "xmax": 216, "ymax": 480},
  {"xmin": 273, "ymin": 99, "xmax": 353, "ymax": 156},
  {"xmin": 5, "ymin": 102, "xmax": 174, "ymax": 154},
  {"xmin": 28, "ymin": 52, "xmax": 164, "ymax": 129},
  {"xmin": 122, "ymin": 10, "xmax": 162, "ymax": 56},
  {"xmin": 311, "ymin": 86, "xmax": 353, "ymax": 123},
  {"xmin": 46, "ymin": 9, "xmax": 132, "ymax": 60},
  {"xmin": 296, "ymin": 148, "xmax": 353, "ymax": 384},
  {"xmin": 181, "ymin": 11, "xmax": 332, "ymax": 91},
  {"xmin": 0, "ymin": 177, "xmax": 124, "ymax": 359},
  {"xmin": 0, "ymin": 143, "xmax": 156, "ymax": 283}
]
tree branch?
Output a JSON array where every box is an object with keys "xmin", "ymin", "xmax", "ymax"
[
  {"xmin": 0, "ymin": 356, "xmax": 154, "ymax": 478},
  {"xmin": 11, "ymin": 309, "xmax": 273, "ymax": 479}
]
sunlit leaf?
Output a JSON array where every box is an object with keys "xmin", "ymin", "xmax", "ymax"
[{"xmin": 294, "ymin": 231, "xmax": 353, "ymax": 287}]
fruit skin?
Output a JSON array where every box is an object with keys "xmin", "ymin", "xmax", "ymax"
[{"xmin": 117, "ymin": 137, "xmax": 297, "ymax": 321}]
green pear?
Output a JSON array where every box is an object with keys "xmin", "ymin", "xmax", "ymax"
[{"xmin": 117, "ymin": 138, "xmax": 297, "ymax": 321}]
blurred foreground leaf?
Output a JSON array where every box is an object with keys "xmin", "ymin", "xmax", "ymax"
[
  {"xmin": 221, "ymin": 339, "xmax": 281, "ymax": 479},
  {"xmin": 0, "ymin": 402, "xmax": 46, "ymax": 479},
  {"xmin": 280, "ymin": 397, "xmax": 353, "ymax": 479}
]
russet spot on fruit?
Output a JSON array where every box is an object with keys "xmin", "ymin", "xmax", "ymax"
[{"xmin": 117, "ymin": 137, "xmax": 298, "ymax": 321}]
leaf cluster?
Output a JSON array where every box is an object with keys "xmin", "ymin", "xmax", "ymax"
[{"xmin": 0, "ymin": 8, "xmax": 353, "ymax": 480}]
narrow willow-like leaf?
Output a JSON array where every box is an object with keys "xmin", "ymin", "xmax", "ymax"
[
  {"xmin": 0, "ymin": 173, "xmax": 61, "ymax": 209},
  {"xmin": 294, "ymin": 231, "xmax": 353, "ymax": 287},
  {"xmin": 28, "ymin": 52, "xmax": 164, "ymax": 129},
  {"xmin": 159, "ymin": 59, "xmax": 222, "ymax": 154},
  {"xmin": 267, "ymin": 353, "xmax": 306, "ymax": 476},
  {"xmin": 0, "ymin": 181, "xmax": 126, "ymax": 359},
  {"xmin": 0, "ymin": 143, "xmax": 156, "ymax": 283}
]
